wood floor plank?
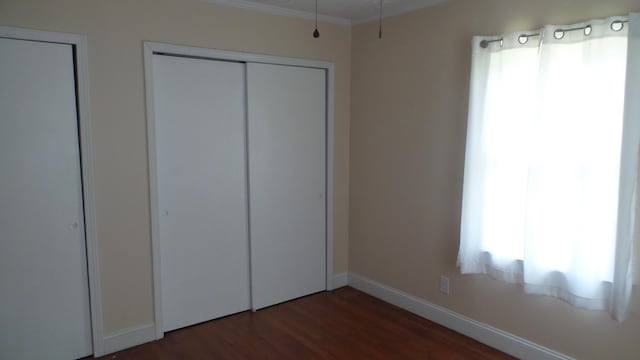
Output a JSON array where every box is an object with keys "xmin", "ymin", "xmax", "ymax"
[{"xmin": 96, "ymin": 287, "xmax": 514, "ymax": 360}]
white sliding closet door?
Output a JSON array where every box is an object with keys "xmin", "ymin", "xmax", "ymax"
[
  {"xmin": 247, "ymin": 63, "xmax": 327, "ymax": 310},
  {"xmin": 0, "ymin": 38, "xmax": 92, "ymax": 359},
  {"xmin": 153, "ymin": 55, "xmax": 250, "ymax": 332}
]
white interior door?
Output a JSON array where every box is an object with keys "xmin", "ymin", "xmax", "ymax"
[
  {"xmin": 153, "ymin": 55, "xmax": 251, "ymax": 332},
  {"xmin": 247, "ymin": 63, "xmax": 327, "ymax": 310},
  {"xmin": 0, "ymin": 38, "xmax": 92, "ymax": 359}
]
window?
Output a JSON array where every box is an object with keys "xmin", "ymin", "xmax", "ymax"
[{"xmin": 458, "ymin": 15, "xmax": 640, "ymax": 321}]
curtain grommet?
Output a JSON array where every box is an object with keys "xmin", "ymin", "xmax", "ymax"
[{"xmin": 611, "ymin": 20, "xmax": 625, "ymax": 32}]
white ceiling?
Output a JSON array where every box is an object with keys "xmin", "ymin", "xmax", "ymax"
[{"xmin": 201, "ymin": 0, "xmax": 447, "ymax": 25}]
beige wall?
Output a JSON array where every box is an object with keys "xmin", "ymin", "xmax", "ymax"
[
  {"xmin": 350, "ymin": 0, "xmax": 640, "ymax": 359},
  {"xmin": 3, "ymin": 0, "xmax": 640, "ymax": 356},
  {"xmin": 0, "ymin": 0, "xmax": 351, "ymax": 335}
]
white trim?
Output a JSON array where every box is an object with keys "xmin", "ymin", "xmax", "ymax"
[
  {"xmin": 351, "ymin": 0, "xmax": 447, "ymax": 25},
  {"xmin": 325, "ymin": 62, "xmax": 335, "ymax": 291},
  {"xmin": 103, "ymin": 323, "xmax": 155, "ymax": 355},
  {"xmin": 0, "ymin": 26, "xmax": 104, "ymax": 357},
  {"xmin": 199, "ymin": 0, "xmax": 351, "ymax": 26},
  {"xmin": 143, "ymin": 41, "xmax": 336, "ymax": 338},
  {"xmin": 143, "ymin": 43, "xmax": 165, "ymax": 340},
  {"xmin": 199, "ymin": 0, "xmax": 448, "ymax": 26},
  {"xmin": 332, "ymin": 272, "xmax": 348, "ymax": 289},
  {"xmin": 74, "ymin": 30, "xmax": 105, "ymax": 359},
  {"xmin": 348, "ymin": 273, "xmax": 574, "ymax": 360},
  {"xmin": 146, "ymin": 42, "xmax": 333, "ymax": 70},
  {"xmin": 0, "ymin": 26, "xmax": 85, "ymax": 44}
]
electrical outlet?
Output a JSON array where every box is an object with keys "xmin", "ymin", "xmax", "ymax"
[{"xmin": 439, "ymin": 276, "xmax": 450, "ymax": 295}]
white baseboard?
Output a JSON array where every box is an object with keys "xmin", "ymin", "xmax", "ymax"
[
  {"xmin": 102, "ymin": 323, "xmax": 155, "ymax": 355},
  {"xmin": 99, "ymin": 274, "xmax": 572, "ymax": 359},
  {"xmin": 348, "ymin": 273, "xmax": 573, "ymax": 360},
  {"xmin": 332, "ymin": 272, "xmax": 349, "ymax": 289}
]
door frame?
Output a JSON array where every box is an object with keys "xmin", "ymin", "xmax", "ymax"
[
  {"xmin": 143, "ymin": 41, "xmax": 335, "ymax": 339},
  {"xmin": 0, "ymin": 26, "xmax": 104, "ymax": 356}
]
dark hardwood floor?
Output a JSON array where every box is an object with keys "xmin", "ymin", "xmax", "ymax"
[{"xmin": 98, "ymin": 287, "xmax": 514, "ymax": 359}]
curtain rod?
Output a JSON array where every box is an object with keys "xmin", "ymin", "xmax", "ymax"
[{"xmin": 479, "ymin": 19, "xmax": 628, "ymax": 48}]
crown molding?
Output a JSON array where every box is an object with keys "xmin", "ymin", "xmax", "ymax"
[
  {"xmin": 199, "ymin": 0, "xmax": 352, "ymax": 26},
  {"xmin": 351, "ymin": 0, "xmax": 446, "ymax": 25},
  {"xmin": 200, "ymin": 0, "xmax": 448, "ymax": 27}
]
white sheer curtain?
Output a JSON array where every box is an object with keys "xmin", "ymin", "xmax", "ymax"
[{"xmin": 459, "ymin": 14, "xmax": 640, "ymax": 321}]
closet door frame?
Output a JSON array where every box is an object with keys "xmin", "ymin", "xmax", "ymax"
[
  {"xmin": 143, "ymin": 42, "xmax": 335, "ymax": 340},
  {"xmin": 0, "ymin": 26, "xmax": 103, "ymax": 356}
]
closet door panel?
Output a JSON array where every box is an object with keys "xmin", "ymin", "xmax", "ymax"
[
  {"xmin": 0, "ymin": 37, "xmax": 92, "ymax": 359},
  {"xmin": 153, "ymin": 55, "xmax": 250, "ymax": 332},
  {"xmin": 247, "ymin": 63, "xmax": 326, "ymax": 310}
]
